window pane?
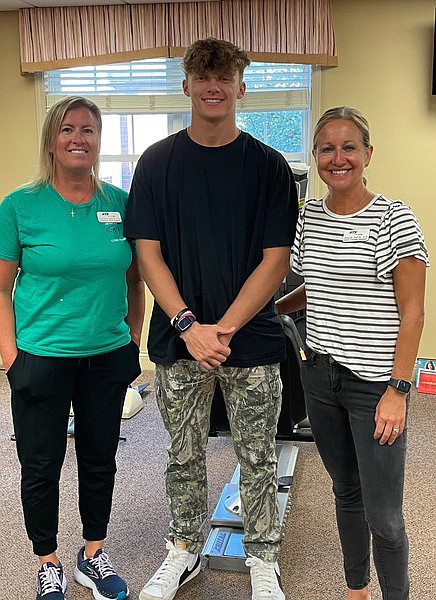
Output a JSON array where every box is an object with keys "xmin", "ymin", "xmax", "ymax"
[
  {"xmin": 100, "ymin": 161, "xmax": 136, "ymax": 192},
  {"xmin": 132, "ymin": 115, "xmax": 168, "ymax": 154},
  {"xmin": 236, "ymin": 110, "xmax": 304, "ymax": 153},
  {"xmin": 101, "ymin": 115, "xmax": 122, "ymax": 154},
  {"xmin": 101, "ymin": 114, "xmax": 168, "ymax": 157}
]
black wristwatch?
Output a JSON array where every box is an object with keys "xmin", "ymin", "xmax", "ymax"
[
  {"xmin": 388, "ymin": 378, "xmax": 411, "ymax": 394},
  {"xmin": 174, "ymin": 312, "xmax": 197, "ymax": 334}
]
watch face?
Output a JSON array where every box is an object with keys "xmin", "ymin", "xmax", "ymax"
[
  {"xmin": 177, "ymin": 315, "xmax": 195, "ymax": 331},
  {"xmin": 398, "ymin": 380, "xmax": 411, "ymax": 393}
]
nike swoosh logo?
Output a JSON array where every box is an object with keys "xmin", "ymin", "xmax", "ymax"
[{"xmin": 178, "ymin": 556, "xmax": 200, "ymax": 585}]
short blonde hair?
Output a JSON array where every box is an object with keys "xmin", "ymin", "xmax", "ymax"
[
  {"xmin": 32, "ymin": 96, "xmax": 103, "ymax": 193},
  {"xmin": 313, "ymin": 106, "xmax": 371, "ymax": 151}
]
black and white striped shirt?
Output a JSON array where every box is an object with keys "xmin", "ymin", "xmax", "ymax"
[{"xmin": 292, "ymin": 194, "xmax": 429, "ymax": 381}]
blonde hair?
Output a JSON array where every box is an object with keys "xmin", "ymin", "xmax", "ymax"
[
  {"xmin": 31, "ymin": 96, "xmax": 103, "ymax": 193},
  {"xmin": 313, "ymin": 106, "xmax": 371, "ymax": 151}
]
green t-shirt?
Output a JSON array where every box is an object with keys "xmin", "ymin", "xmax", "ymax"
[{"xmin": 0, "ymin": 182, "xmax": 134, "ymax": 356}]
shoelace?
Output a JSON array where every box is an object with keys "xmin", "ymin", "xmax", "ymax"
[
  {"xmin": 89, "ymin": 551, "xmax": 117, "ymax": 580},
  {"xmin": 150, "ymin": 540, "xmax": 192, "ymax": 591},
  {"xmin": 39, "ymin": 564, "xmax": 62, "ymax": 595},
  {"xmin": 246, "ymin": 556, "xmax": 280, "ymax": 598}
]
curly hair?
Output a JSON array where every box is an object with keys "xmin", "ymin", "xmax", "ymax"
[{"xmin": 183, "ymin": 38, "xmax": 251, "ymax": 79}]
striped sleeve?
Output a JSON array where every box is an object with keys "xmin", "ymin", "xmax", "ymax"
[
  {"xmin": 291, "ymin": 201, "xmax": 308, "ymax": 275},
  {"xmin": 375, "ymin": 201, "xmax": 429, "ymax": 281}
]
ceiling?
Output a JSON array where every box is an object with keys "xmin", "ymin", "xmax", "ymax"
[{"xmin": 0, "ymin": 0, "xmax": 204, "ymax": 10}]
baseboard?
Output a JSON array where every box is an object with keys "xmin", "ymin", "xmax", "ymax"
[{"xmin": 139, "ymin": 351, "xmax": 155, "ymax": 371}]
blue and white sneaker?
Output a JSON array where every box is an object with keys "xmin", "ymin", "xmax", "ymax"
[
  {"xmin": 36, "ymin": 562, "xmax": 67, "ymax": 599},
  {"xmin": 73, "ymin": 547, "xmax": 129, "ymax": 600}
]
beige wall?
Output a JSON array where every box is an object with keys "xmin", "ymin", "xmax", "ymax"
[
  {"xmin": 321, "ymin": 0, "xmax": 436, "ymax": 357},
  {"xmin": 0, "ymin": 12, "xmax": 38, "ymax": 195},
  {"xmin": 1, "ymin": 1, "xmax": 436, "ymax": 360}
]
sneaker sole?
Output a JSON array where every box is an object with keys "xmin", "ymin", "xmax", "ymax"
[
  {"xmin": 138, "ymin": 560, "xmax": 201, "ymax": 600},
  {"xmin": 73, "ymin": 567, "xmax": 129, "ymax": 600}
]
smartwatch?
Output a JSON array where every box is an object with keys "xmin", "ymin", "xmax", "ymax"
[
  {"xmin": 170, "ymin": 307, "xmax": 188, "ymax": 327},
  {"xmin": 388, "ymin": 378, "xmax": 411, "ymax": 394},
  {"xmin": 174, "ymin": 311, "xmax": 197, "ymax": 334}
]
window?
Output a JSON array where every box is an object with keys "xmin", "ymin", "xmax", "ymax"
[{"xmin": 44, "ymin": 58, "xmax": 312, "ymax": 191}]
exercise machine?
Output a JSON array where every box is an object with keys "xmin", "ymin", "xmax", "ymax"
[
  {"xmin": 67, "ymin": 382, "xmax": 150, "ymax": 439},
  {"xmin": 203, "ymin": 315, "xmax": 313, "ymax": 571}
]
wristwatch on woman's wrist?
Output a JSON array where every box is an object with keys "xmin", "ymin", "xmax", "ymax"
[{"xmin": 388, "ymin": 378, "xmax": 411, "ymax": 394}]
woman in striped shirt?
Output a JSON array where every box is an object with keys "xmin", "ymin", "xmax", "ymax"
[{"xmin": 277, "ymin": 107, "xmax": 429, "ymax": 600}]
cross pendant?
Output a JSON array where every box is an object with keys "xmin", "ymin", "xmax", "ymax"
[{"xmin": 71, "ymin": 209, "xmax": 75, "ymax": 217}]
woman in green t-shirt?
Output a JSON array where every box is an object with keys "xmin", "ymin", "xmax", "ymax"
[{"xmin": 0, "ymin": 96, "xmax": 144, "ymax": 600}]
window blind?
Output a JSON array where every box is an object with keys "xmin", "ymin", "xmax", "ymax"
[
  {"xmin": 45, "ymin": 59, "xmax": 311, "ymax": 95},
  {"xmin": 45, "ymin": 59, "xmax": 311, "ymax": 113}
]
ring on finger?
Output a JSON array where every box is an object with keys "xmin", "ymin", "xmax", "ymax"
[{"xmin": 392, "ymin": 428, "xmax": 400, "ymax": 434}]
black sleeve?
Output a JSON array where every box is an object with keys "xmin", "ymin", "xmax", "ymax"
[
  {"xmin": 263, "ymin": 150, "xmax": 299, "ymax": 249},
  {"xmin": 125, "ymin": 148, "xmax": 159, "ymax": 240}
]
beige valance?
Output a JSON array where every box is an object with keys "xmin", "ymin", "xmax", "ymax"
[{"xmin": 19, "ymin": 0, "xmax": 337, "ymax": 74}]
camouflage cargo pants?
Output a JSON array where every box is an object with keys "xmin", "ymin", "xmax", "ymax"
[{"xmin": 155, "ymin": 359, "xmax": 283, "ymax": 562}]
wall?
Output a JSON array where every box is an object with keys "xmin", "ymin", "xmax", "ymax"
[
  {"xmin": 322, "ymin": 0, "xmax": 436, "ymax": 357},
  {"xmin": 0, "ymin": 12, "xmax": 38, "ymax": 195},
  {"xmin": 1, "ymin": 1, "xmax": 436, "ymax": 360}
]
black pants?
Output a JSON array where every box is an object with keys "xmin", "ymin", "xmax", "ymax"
[
  {"xmin": 301, "ymin": 352, "xmax": 409, "ymax": 600},
  {"xmin": 7, "ymin": 341, "xmax": 141, "ymax": 556}
]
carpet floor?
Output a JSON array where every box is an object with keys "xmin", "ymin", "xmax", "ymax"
[{"xmin": 0, "ymin": 370, "xmax": 434, "ymax": 599}]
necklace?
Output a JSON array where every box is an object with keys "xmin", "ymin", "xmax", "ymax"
[
  {"xmin": 55, "ymin": 180, "xmax": 93, "ymax": 217},
  {"xmin": 325, "ymin": 188, "xmax": 369, "ymax": 215}
]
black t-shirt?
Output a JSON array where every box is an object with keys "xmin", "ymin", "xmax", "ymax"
[{"xmin": 125, "ymin": 129, "xmax": 298, "ymax": 366}]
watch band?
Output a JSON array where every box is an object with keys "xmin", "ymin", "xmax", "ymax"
[
  {"xmin": 174, "ymin": 312, "xmax": 197, "ymax": 334},
  {"xmin": 170, "ymin": 307, "xmax": 189, "ymax": 327},
  {"xmin": 388, "ymin": 378, "xmax": 411, "ymax": 394}
]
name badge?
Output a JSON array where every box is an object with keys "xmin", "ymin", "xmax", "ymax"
[
  {"xmin": 343, "ymin": 228, "xmax": 370, "ymax": 242},
  {"xmin": 97, "ymin": 211, "xmax": 122, "ymax": 223}
]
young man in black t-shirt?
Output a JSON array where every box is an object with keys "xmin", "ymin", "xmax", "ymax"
[{"xmin": 125, "ymin": 38, "xmax": 298, "ymax": 600}]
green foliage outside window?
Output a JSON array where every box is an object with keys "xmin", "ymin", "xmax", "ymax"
[{"xmin": 236, "ymin": 111, "xmax": 303, "ymax": 153}]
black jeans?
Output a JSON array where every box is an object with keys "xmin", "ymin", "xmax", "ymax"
[
  {"xmin": 301, "ymin": 352, "xmax": 409, "ymax": 600},
  {"xmin": 7, "ymin": 341, "xmax": 141, "ymax": 556}
]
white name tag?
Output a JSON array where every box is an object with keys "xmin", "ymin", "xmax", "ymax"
[
  {"xmin": 343, "ymin": 228, "xmax": 370, "ymax": 242},
  {"xmin": 97, "ymin": 211, "xmax": 122, "ymax": 223}
]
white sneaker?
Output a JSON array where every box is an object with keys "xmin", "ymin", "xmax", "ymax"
[
  {"xmin": 246, "ymin": 555, "xmax": 285, "ymax": 600},
  {"xmin": 139, "ymin": 540, "xmax": 201, "ymax": 600}
]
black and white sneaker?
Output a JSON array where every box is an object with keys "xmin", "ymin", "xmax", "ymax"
[
  {"xmin": 139, "ymin": 540, "xmax": 201, "ymax": 600},
  {"xmin": 246, "ymin": 555, "xmax": 285, "ymax": 600}
]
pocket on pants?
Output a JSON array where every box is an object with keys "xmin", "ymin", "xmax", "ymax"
[
  {"xmin": 111, "ymin": 340, "xmax": 142, "ymax": 384},
  {"xmin": 7, "ymin": 350, "xmax": 55, "ymax": 398},
  {"xmin": 5, "ymin": 350, "xmax": 22, "ymax": 386},
  {"xmin": 128, "ymin": 339, "xmax": 142, "ymax": 382},
  {"xmin": 130, "ymin": 339, "xmax": 140, "ymax": 353}
]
